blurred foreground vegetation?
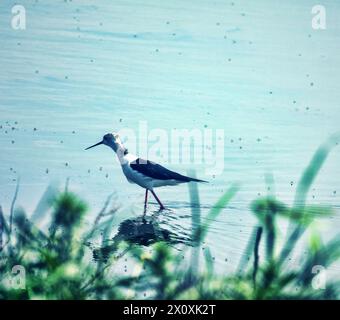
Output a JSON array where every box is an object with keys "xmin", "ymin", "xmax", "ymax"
[{"xmin": 1, "ymin": 134, "xmax": 340, "ymax": 299}]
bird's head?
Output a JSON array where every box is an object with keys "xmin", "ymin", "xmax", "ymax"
[{"xmin": 85, "ymin": 133, "xmax": 125, "ymax": 153}]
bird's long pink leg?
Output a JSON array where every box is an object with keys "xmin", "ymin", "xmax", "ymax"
[
  {"xmin": 144, "ymin": 189, "xmax": 148, "ymax": 214},
  {"xmin": 151, "ymin": 190, "xmax": 165, "ymax": 210}
]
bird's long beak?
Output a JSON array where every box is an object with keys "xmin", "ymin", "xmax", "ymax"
[{"xmin": 85, "ymin": 141, "xmax": 103, "ymax": 150}]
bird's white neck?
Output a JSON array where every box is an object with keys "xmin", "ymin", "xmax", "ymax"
[{"xmin": 110, "ymin": 144, "xmax": 136, "ymax": 165}]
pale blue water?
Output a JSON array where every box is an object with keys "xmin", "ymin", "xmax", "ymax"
[{"xmin": 1, "ymin": 0, "xmax": 340, "ymax": 274}]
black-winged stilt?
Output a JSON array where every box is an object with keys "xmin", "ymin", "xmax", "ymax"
[{"xmin": 86, "ymin": 133, "xmax": 207, "ymax": 212}]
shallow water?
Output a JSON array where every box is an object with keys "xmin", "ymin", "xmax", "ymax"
[{"xmin": 1, "ymin": 0, "xmax": 340, "ymax": 275}]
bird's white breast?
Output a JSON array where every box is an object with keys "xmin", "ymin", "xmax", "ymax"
[{"xmin": 120, "ymin": 154, "xmax": 154, "ymax": 189}]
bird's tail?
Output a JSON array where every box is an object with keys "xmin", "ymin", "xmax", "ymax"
[
  {"xmin": 168, "ymin": 170, "xmax": 208, "ymax": 183},
  {"xmin": 184, "ymin": 176, "xmax": 208, "ymax": 183}
]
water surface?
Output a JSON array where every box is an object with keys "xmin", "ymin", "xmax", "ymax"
[{"xmin": 1, "ymin": 0, "xmax": 340, "ymax": 275}]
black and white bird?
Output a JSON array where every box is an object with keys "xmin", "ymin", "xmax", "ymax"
[{"xmin": 86, "ymin": 133, "xmax": 207, "ymax": 212}]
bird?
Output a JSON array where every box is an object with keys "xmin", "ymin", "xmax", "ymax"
[{"xmin": 86, "ymin": 133, "xmax": 207, "ymax": 212}]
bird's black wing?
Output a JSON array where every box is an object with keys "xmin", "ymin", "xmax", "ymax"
[{"xmin": 130, "ymin": 158, "xmax": 206, "ymax": 182}]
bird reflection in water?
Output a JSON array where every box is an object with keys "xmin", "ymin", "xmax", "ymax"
[{"xmin": 92, "ymin": 208, "xmax": 193, "ymax": 262}]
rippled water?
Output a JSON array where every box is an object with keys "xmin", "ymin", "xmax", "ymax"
[{"xmin": 1, "ymin": 0, "xmax": 340, "ymax": 274}]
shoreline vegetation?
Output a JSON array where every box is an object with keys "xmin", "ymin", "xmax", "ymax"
[{"xmin": 0, "ymin": 133, "xmax": 340, "ymax": 299}]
